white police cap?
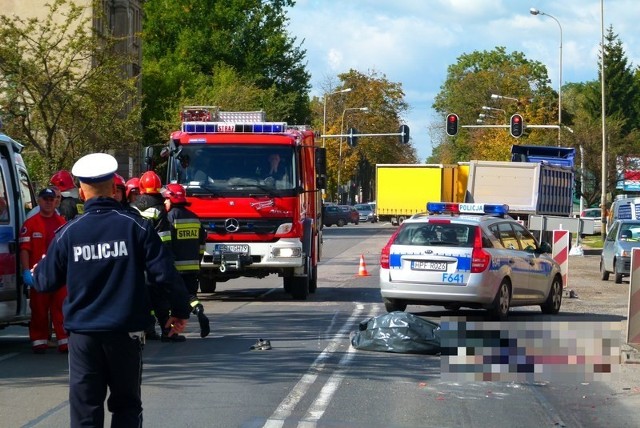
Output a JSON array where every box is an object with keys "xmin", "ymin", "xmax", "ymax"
[{"xmin": 72, "ymin": 153, "xmax": 118, "ymax": 183}]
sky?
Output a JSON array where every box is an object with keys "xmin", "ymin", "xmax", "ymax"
[{"xmin": 285, "ymin": 0, "xmax": 639, "ymax": 162}]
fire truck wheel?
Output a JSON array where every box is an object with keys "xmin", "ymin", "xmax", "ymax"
[
  {"xmin": 309, "ymin": 264, "xmax": 318, "ymax": 293},
  {"xmin": 291, "ymin": 275, "xmax": 309, "ymax": 300},
  {"xmin": 199, "ymin": 276, "xmax": 217, "ymax": 293},
  {"xmin": 283, "ymin": 277, "xmax": 293, "ymax": 293}
]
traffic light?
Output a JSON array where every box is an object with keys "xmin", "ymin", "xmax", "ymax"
[
  {"xmin": 399, "ymin": 124, "xmax": 410, "ymax": 144},
  {"xmin": 510, "ymin": 114, "xmax": 524, "ymax": 138},
  {"xmin": 446, "ymin": 113, "xmax": 459, "ymax": 136},
  {"xmin": 347, "ymin": 127, "xmax": 359, "ymax": 147}
]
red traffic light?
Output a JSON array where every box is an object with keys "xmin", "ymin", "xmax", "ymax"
[
  {"xmin": 446, "ymin": 113, "xmax": 459, "ymax": 136},
  {"xmin": 510, "ymin": 114, "xmax": 524, "ymax": 138}
]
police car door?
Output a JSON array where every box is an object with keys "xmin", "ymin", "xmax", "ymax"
[
  {"xmin": 0, "ymin": 144, "xmax": 32, "ymax": 324},
  {"xmin": 492, "ymin": 222, "xmax": 530, "ymax": 300}
]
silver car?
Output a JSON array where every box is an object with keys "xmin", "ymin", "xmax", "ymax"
[
  {"xmin": 600, "ymin": 220, "xmax": 640, "ymax": 283},
  {"xmin": 379, "ymin": 202, "xmax": 563, "ymax": 319}
]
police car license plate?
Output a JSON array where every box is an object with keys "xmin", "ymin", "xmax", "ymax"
[
  {"xmin": 411, "ymin": 261, "xmax": 447, "ymax": 271},
  {"xmin": 215, "ymin": 244, "xmax": 250, "ymax": 254}
]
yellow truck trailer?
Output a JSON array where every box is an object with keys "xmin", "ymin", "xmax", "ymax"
[{"xmin": 375, "ymin": 164, "xmax": 463, "ymax": 225}]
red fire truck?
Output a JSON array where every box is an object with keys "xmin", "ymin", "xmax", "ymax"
[{"xmin": 152, "ymin": 107, "xmax": 326, "ymax": 299}]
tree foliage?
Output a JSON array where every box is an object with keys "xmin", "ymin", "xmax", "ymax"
[
  {"xmin": 0, "ymin": 0, "xmax": 141, "ymax": 184},
  {"xmin": 317, "ymin": 69, "xmax": 415, "ymax": 202},
  {"xmin": 142, "ymin": 0, "xmax": 311, "ymax": 146},
  {"xmin": 430, "ymin": 47, "xmax": 556, "ymax": 163},
  {"xmin": 565, "ymin": 28, "xmax": 640, "ymax": 206}
]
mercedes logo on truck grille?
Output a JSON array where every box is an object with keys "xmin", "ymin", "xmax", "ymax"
[{"xmin": 225, "ymin": 218, "xmax": 240, "ymax": 232}]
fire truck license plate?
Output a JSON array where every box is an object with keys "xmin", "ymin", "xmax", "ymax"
[
  {"xmin": 411, "ymin": 261, "xmax": 447, "ymax": 271},
  {"xmin": 216, "ymin": 244, "xmax": 250, "ymax": 254}
]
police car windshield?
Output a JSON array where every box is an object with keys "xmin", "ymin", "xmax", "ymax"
[
  {"xmin": 170, "ymin": 145, "xmax": 297, "ymax": 196},
  {"xmin": 395, "ymin": 223, "xmax": 474, "ymax": 247}
]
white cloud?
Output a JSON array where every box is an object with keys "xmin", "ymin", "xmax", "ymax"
[{"xmin": 287, "ymin": 0, "xmax": 640, "ymax": 161}]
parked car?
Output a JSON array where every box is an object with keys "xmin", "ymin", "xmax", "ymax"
[
  {"xmin": 354, "ymin": 203, "xmax": 377, "ymax": 223},
  {"xmin": 379, "ymin": 202, "xmax": 563, "ymax": 319},
  {"xmin": 323, "ymin": 204, "xmax": 352, "ymax": 227},
  {"xmin": 600, "ymin": 219, "xmax": 640, "ymax": 283},
  {"xmin": 341, "ymin": 205, "xmax": 359, "ymax": 225},
  {"xmin": 579, "ymin": 207, "xmax": 602, "ymax": 235}
]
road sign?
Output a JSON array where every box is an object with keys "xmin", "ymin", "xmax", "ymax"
[{"xmin": 552, "ymin": 229, "xmax": 569, "ymax": 289}]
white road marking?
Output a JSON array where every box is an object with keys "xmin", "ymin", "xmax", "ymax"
[
  {"xmin": 262, "ymin": 304, "xmax": 366, "ymax": 428},
  {"xmin": 298, "ymin": 306, "xmax": 378, "ymax": 427}
]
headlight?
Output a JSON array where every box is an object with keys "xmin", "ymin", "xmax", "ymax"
[
  {"xmin": 275, "ymin": 223, "xmax": 293, "ymax": 234},
  {"xmin": 272, "ymin": 247, "xmax": 302, "ymax": 258}
]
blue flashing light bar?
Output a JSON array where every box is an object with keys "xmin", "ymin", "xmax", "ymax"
[
  {"xmin": 182, "ymin": 121, "xmax": 287, "ymax": 134},
  {"xmin": 426, "ymin": 202, "xmax": 509, "ymax": 215}
]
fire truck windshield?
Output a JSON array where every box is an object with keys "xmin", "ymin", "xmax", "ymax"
[{"xmin": 170, "ymin": 145, "xmax": 297, "ymax": 196}]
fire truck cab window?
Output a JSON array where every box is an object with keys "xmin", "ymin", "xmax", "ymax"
[{"xmin": 172, "ymin": 145, "xmax": 296, "ymax": 194}]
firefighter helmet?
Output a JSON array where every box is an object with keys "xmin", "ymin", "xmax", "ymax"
[
  {"xmin": 139, "ymin": 171, "xmax": 162, "ymax": 195},
  {"xmin": 162, "ymin": 183, "xmax": 188, "ymax": 205},
  {"xmin": 114, "ymin": 173, "xmax": 125, "ymax": 189},
  {"xmin": 50, "ymin": 170, "xmax": 76, "ymax": 192},
  {"xmin": 125, "ymin": 177, "xmax": 140, "ymax": 198}
]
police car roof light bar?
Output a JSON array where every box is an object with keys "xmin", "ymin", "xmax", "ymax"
[{"xmin": 426, "ymin": 202, "xmax": 509, "ymax": 216}]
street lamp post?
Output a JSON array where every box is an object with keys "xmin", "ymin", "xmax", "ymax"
[
  {"xmin": 600, "ymin": 0, "xmax": 607, "ymax": 238},
  {"xmin": 337, "ymin": 107, "xmax": 368, "ymax": 203},
  {"xmin": 530, "ymin": 7, "xmax": 563, "ymax": 144},
  {"xmin": 490, "ymin": 94, "xmax": 519, "ymax": 103},
  {"xmin": 322, "ymin": 88, "xmax": 352, "ymax": 148}
]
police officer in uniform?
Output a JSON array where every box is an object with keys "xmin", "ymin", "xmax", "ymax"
[
  {"xmin": 162, "ymin": 183, "xmax": 210, "ymax": 338},
  {"xmin": 32, "ymin": 153, "xmax": 191, "ymax": 427}
]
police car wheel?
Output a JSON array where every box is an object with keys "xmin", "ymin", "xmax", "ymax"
[
  {"xmin": 283, "ymin": 277, "xmax": 293, "ymax": 293},
  {"xmin": 489, "ymin": 280, "xmax": 510, "ymax": 320},
  {"xmin": 540, "ymin": 276, "xmax": 562, "ymax": 314},
  {"xmin": 383, "ymin": 298, "xmax": 407, "ymax": 313}
]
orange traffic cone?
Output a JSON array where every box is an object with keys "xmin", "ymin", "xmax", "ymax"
[{"xmin": 357, "ymin": 254, "xmax": 370, "ymax": 276}]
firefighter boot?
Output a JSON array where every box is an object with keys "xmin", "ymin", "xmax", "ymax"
[{"xmin": 194, "ymin": 304, "xmax": 210, "ymax": 338}]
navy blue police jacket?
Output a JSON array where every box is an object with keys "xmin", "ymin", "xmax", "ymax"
[{"xmin": 33, "ymin": 197, "xmax": 191, "ymax": 333}]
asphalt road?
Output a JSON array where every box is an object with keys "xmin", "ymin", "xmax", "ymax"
[{"xmin": 1, "ymin": 223, "xmax": 639, "ymax": 427}]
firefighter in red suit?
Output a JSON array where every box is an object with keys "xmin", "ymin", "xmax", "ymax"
[{"xmin": 20, "ymin": 187, "xmax": 68, "ymax": 353}]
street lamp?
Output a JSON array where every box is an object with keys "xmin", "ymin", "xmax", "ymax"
[
  {"xmin": 337, "ymin": 107, "xmax": 368, "ymax": 203},
  {"xmin": 530, "ymin": 7, "xmax": 563, "ymax": 144},
  {"xmin": 322, "ymin": 88, "xmax": 352, "ymax": 148},
  {"xmin": 490, "ymin": 94, "xmax": 519, "ymax": 103}
]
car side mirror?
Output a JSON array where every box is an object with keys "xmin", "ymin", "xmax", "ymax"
[{"xmin": 537, "ymin": 241, "xmax": 552, "ymax": 254}]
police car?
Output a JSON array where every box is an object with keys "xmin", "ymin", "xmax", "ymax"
[{"xmin": 379, "ymin": 202, "xmax": 563, "ymax": 319}]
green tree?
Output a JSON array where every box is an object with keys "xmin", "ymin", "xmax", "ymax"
[
  {"xmin": 0, "ymin": 0, "xmax": 141, "ymax": 185},
  {"xmin": 142, "ymin": 0, "xmax": 310, "ymax": 146},
  {"xmin": 317, "ymin": 69, "xmax": 415, "ymax": 202},
  {"xmin": 430, "ymin": 47, "xmax": 556, "ymax": 163},
  {"xmin": 569, "ymin": 27, "xmax": 640, "ymax": 205}
]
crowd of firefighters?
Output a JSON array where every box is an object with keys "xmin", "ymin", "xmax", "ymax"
[{"xmin": 19, "ymin": 169, "xmax": 210, "ymax": 353}]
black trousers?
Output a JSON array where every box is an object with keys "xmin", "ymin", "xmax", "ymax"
[
  {"xmin": 180, "ymin": 272, "xmax": 199, "ymax": 302},
  {"xmin": 68, "ymin": 331, "xmax": 143, "ymax": 428}
]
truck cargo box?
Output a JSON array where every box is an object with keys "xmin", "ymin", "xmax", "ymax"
[
  {"xmin": 375, "ymin": 164, "xmax": 460, "ymax": 225},
  {"xmin": 465, "ymin": 160, "xmax": 573, "ymax": 217}
]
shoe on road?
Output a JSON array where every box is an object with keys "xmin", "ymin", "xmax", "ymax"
[{"xmin": 197, "ymin": 311, "xmax": 210, "ymax": 338}]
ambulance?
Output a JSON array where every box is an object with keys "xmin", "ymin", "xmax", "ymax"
[{"xmin": 0, "ymin": 130, "xmax": 37, "ymax": 328}]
